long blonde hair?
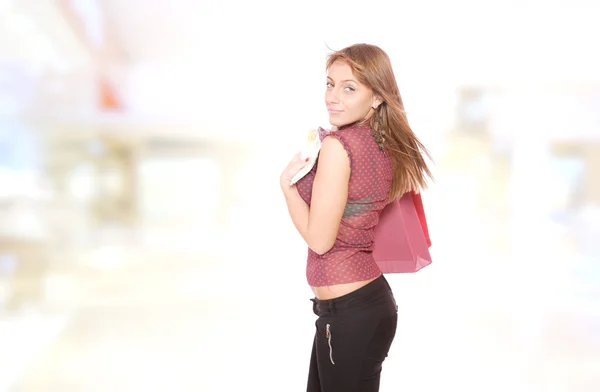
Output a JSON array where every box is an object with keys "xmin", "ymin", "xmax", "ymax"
[{"xmin": 326, "ymin": 44, "xmax": 433, "ymax": 201}]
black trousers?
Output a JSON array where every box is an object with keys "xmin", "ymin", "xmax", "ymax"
[{"xmin": 307, "ymin": 275, "xmax": 398, "ymax": 392}]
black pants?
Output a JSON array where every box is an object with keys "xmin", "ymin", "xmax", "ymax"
[{"xmin": 307, "ymin": 275, "xmax": 398, "ymax": 392}]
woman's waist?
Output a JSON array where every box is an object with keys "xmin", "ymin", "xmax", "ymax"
[
  {"xmin": 310, "ymin": 274, "xmax": 397, "ymax": 315},
  {"xmin": 311, "ymin": 275, "xmax": 380, "ymax": 300},
  {"xmin": 307, "ymin": 251, "xmax": 382, "ymax": 298}
]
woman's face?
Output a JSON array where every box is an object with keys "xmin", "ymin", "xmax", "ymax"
[{"xmin": 325, "ymin": 60, "xmax": 380, "ymax": 128}]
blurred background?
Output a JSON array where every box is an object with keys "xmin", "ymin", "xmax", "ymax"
[{"xmin": 0, "ymin": 0, "xmax": 599, "ymax": 391}]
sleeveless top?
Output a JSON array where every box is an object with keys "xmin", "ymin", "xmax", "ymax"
[{"xmin": 296, "ymin": 122, "xmax": 394, "ymax": 287}]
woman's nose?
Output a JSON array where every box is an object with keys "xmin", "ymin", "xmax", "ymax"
[{"xmin": 326, "ymin": 89, "xmax": 340, "ymax": 104}]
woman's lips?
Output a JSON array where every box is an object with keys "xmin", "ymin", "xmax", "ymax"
[{"xmin": 327, "ymin": 109, "xmax": 343, "ymax": 115}]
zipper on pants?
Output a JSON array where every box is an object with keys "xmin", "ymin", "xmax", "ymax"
[{"xmin": 325, "ymin": 324, "xmax": 335, "ymax": 365}]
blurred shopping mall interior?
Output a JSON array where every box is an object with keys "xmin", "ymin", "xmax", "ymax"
[{"xmin": 0, "ymin": 0, "xmax": 599, "ymax": 391}]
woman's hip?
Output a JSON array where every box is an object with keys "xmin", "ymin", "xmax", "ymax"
[{"xmin": 310, "ymin": 274, "xmax": 397, "ymax": 319}]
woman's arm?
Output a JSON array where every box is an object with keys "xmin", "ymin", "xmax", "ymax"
[{"xmin": 282, "ymin": 136, "xmax": 350, "ymax": 255}]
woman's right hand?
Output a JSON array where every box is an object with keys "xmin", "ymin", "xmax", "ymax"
[{"xmin": 280, "ymin": 152, "xmax": 310, "ymax": 190}]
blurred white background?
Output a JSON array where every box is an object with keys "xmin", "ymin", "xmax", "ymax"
[{"xmin": 0, "ymin": 0, "xmax": 599, "ymax": 391}]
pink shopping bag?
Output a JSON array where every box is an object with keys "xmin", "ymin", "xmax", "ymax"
[{"xmin": 373, "ymin": 191, "xmax": 432, "ymax": 273}]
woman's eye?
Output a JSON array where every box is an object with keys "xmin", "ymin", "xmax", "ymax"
[
  {"xmin": 344, "ymin": 86, "xmax": 355, "ymax": 92},
  {"xmin": 326, "ymin": 82, "xmax": 334, "ymax": 88}
]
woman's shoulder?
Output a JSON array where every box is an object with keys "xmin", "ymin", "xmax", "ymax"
[
  {"xmin": 320, "ymin": 122, "xmax": 380, "ymax": 163},
  {"xmin": 330, "ymin": 122, "xmax": 375, "ymax": 148},
  {"xmin": 337, "ymin": 121, "xmax": 371, "ymax": 134},
  {"xmin": 328, "ymin": 122, "xmax": 371, "ymax": 143}
]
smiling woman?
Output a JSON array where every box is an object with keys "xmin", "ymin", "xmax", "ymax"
[
  {"xmin": 325, "ymin": 61, "xmax": 381, "ymax": 128},
  {"xmin": 279, "ymin": 43, "xmax": 433, "ymax": 392}
]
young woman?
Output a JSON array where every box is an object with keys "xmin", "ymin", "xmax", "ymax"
[{"xmin": 280, "ymin": 43, "xmax": 432, "ymax": 392}]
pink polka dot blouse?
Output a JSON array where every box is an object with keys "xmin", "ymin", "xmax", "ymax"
[{"xmin": 296, "ymin": 122, "xmax": 394, "ymax": 287}]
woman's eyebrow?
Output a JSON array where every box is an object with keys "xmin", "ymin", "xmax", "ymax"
[{"xmin": 327, "ymin": 77, "xmax": 357, "ymax": 83}]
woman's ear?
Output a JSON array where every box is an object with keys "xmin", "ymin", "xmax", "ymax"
[{"xmin": 372, "ymin": 96, "xmax": 383, "ymax": 109}]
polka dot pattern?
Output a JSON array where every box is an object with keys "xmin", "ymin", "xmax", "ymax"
[{"xmin": 296, "ymin": 123, "xmax": 394, "ymax": 287}]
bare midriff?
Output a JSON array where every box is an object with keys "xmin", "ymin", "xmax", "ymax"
[{"xmin": 311, "ymin": 274, "xmax": 381, "ymax": 300}]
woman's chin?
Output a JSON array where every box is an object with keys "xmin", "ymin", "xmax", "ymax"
[{"xmin": 328, "ymin": 118, "xmax": 347, "ymax": 128}]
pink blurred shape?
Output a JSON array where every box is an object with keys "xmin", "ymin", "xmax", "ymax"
[{"xmin": 374, "ymin": 191, "xmax": 433, "ymax": 273}]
